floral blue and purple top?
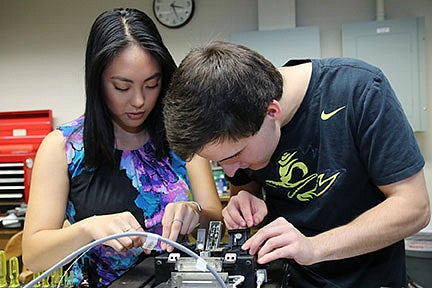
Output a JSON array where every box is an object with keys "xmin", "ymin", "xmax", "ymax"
[{"xmin": 58, "ymin": 116, "xmax": 190, "ymax": 287}]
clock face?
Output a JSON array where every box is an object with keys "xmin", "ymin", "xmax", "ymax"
[{"xmin": 153, "ymin": 0, "xmax": 195, "ymax": 28}]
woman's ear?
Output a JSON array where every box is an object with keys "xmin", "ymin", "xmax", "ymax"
[{"xmin": 267, "ymin": 100, "xmax": 282, "ymax": 120}]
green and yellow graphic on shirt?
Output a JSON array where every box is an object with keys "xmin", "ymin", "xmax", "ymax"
[{"xmin": 266, "ymin": 151, "xmax": 340, "ymax": 202}]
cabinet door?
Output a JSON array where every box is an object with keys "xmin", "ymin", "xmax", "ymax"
[{"xmin": 342, "ymin": 17, "xmax": 427, "ymax": 131}]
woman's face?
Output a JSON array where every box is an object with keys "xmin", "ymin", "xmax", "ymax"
[{"xmin": 102, "ymin": 45, "xmax": 162, "ymax": 133}]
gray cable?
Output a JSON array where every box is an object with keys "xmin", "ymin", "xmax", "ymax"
[{"xmin": 23, "ymin": 231, "xmax": 227, "ymax": 288}]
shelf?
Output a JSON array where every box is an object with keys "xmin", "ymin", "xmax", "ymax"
[{"xmin": 219, "ymin": 194, "xmax": 230, "ymax": 203}]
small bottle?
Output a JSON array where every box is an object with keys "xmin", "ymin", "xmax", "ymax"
[
  {"xmin": 0, "ymin": 251, "xmax": 7, "ymax": 288},
  {"xmin": 8, "ymin": 257, "xmax": 20, "ymax": 288},
  {"xmin": 218, "ymin": 175, "xmax": 227, "ymax": 195}
]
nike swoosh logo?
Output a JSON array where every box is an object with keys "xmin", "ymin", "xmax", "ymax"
[{"xmin": 321, "ymin": 106, "xmax": 346, "ymax": 120}]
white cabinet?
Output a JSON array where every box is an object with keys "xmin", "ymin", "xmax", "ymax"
[{"xmin": 343, "ymin": 17, "xmax": 427, "ymax": 131}]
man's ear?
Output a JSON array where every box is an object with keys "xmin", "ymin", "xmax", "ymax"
[{"xmin": 267, "ymin": 100, "xmax": 282, "ymax": 120}]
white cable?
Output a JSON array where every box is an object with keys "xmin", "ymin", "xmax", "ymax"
[
  {"xmin": 56, "ymin": 246, "xmax": 92, "ymax": 288},
  {"xmin": 256, "ymin": 268, "xmax": 267, "ymax": 288},
  {"xmin": 23, "ymin": 231, "xmax": 227, "ymax": 288},
  {"xmin": 229, "ymin": 275, "xmax": 245, "ymax": 287}
]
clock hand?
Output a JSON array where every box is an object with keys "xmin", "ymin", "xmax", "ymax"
[
  {"xmin": 170, "ymin": 2, "xmax": 180, "ymax": 19},
  {"xmin": 171, "ymin": 1, "xmax": 184, "ymax": 10}
]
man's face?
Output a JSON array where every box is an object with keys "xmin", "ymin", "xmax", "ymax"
[{"xmin": 198, "ymin": 115, "xmax": 281, "ymax": 177}]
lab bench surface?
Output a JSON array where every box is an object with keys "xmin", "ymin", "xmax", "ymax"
[{"xmin": 109, "ymin": 256, "xmax": 287, "ymax": 288}]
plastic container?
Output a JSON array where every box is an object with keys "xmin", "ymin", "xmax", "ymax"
[{"xmin": 405, "ymin": 232, "xmax": 432, "ymax": 286}]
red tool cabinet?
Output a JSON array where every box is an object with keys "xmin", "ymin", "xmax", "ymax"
[{"xmin": 0, "ymin": 110, "xmax": 53, "ymax": 206}]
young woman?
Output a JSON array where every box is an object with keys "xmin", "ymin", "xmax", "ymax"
[{"xmin": 22, "ymin": 8, "xmax": 222, "ymax": 287}]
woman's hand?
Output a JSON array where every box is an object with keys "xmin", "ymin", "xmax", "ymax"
[
  {"xmin": 81, "ymin": 211, "xmax": 146, "ymax": 252},
  {"xmin": 160, "ymin": 201, "xmax": 201, "ymax": 252}
]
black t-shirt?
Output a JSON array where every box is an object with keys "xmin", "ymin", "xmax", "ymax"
[{"xmin": 228, "ymin": 58, "xmax": 424, "ymax": 287}]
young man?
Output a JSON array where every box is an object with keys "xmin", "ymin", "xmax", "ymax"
[{"xmin": 163, "ymin": 41, "xmax": 430, "ymax": 287}]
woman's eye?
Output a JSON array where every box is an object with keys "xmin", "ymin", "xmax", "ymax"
[
  {"xmin": 114, "ymin": 86, "xmax": 129, "ymax": 91},
  {"xmin": 146, "ymin": 83, "xmax": 160, "ymax": 89}
]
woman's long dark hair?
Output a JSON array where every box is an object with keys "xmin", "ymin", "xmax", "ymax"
[{"xmin": 83, "ymin": 8, "xmax": 176, "ymax": 168}]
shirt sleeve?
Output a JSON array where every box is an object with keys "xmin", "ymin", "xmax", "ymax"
[{"xmin": 354, "ymin": 70, "xmax": 424, "ymax": 186}]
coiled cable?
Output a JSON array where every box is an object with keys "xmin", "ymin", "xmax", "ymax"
[{"xmin": 23, "ymin": 231, "xmax": 227, "ymax": 288}]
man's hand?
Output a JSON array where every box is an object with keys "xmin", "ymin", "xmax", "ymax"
[
  {"xmin": 222, "ymin": 190, "xmax": 267, "ymax": 229},
  {"xmin": 242, "ymin": 217, "xmax": 316, "ymax": 265}
]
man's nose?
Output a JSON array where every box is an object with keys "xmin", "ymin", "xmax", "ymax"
[{"xmin": 220, "ymin": 162, "xmax": 241, "ymax": 177}]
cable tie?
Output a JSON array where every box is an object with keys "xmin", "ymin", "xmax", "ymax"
[{"xmin": 142, "ymin": 234, "xmax": 158, "ymax": 250}]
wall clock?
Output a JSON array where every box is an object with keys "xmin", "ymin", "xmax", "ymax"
[{"xmin": 153, "ymin": 0, "xmax": 195, "ymax": 28}]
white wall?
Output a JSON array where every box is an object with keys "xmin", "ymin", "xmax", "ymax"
[
  {"xmin": 1, "ymin": 0, "xmax": 431, "ymax": 217},
  {"xmin": 0, "ymin": 0, "xmax": 258, "ymax": 126}
]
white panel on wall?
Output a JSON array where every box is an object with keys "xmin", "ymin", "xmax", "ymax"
[
  {"xmin": 257, "ymin": 0, "xmax": 296, "ymax": 31},
  {"xmin": 230, "ymin": 26, "xmax": 321, "ymax": 67},
  {"xmin": 342, "ymin": 17, "xmax": 427, "ymax": 131}
]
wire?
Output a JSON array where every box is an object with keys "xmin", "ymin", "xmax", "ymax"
[
  {"xmin": 255, "ymin": 269, "xmax": 267, "ymax": 288},
  {"xmin": 56, "ymin": 246, "xmax": 92, "ymax": 288},
  {"xmin": 23, "ymin": 231, "xmax": 227, "ymax": 288}
]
